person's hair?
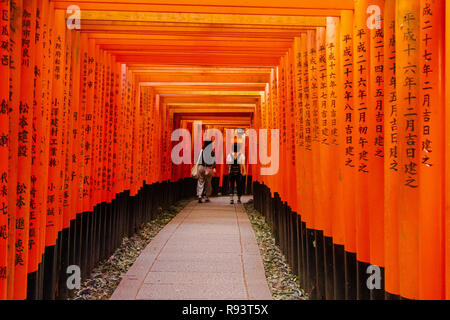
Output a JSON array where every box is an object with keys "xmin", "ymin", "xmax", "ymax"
[{"xmin": 203, "ymin": 140, "xmax": 212, "ymax": 149}]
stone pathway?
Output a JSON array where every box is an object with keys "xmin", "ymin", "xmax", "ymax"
[{"xmin": 111, "ymin": 196, "xmax": 272, "ymax": 300}]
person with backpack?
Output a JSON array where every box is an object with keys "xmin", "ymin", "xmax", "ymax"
[
  {"xmin": 196, "ymin": 140, "xmax": 216, "ymax": 203},
  {"xmin": 226, "ymin": 142, "xmax": 246, "ymax": 204}
]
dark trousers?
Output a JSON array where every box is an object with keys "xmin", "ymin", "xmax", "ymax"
[{"xmin": 228, "ymin": 174, "xmax": 243, "ymax": 197}]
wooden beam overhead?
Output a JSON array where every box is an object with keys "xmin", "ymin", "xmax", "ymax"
[
  {"xmin": 135, "ymin": 73, "xmax": 271, "ymax": 83},
  {"xmin": 80, "ymin": 22, "xmax": 312, "ymax": 38},
  {"xmin": 55, "ymin": 0, "xmax": 351, "ymax": 16},
  {"xmin": 114, "ymin": 54, "xmax": 279, "ymax": 66},
  {"xmin": 79, "ymin": 11, "xmax": 327, "ymax": 27},
  {"xmin": 161, "ymin": 95, "xmax": 259, "ymax": 104},
  {"xmin": 54, "ymin": 0, "xmax": 354, "ymax": 10}
]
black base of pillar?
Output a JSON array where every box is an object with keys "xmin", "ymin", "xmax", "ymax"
[
  {"xmin": 26, "ymin": 270, "xmax": 38, "ymax": 300},
  {"xmin": 43, "ymin": 243, "xmax": 58, "ymax": 300},
  {"xmin": 333, "ymin": 244, "xmax": 346, "ymax": 300},
  {"xmin": 357, "ymin": 260, "xmax": 371, "ymax": 300}
]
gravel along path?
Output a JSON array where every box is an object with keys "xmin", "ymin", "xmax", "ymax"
[
  {"xmin": 68, "ymin": 198, "xmax": 193, "ymax": 300},
  {"xmin": 243, "ymin": 200, "xmax": 308, "ymax": 300}
]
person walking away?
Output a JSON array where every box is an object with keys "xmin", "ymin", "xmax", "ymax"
[
  {"xmin": 196, "ymin": 140, "xmax": 216, "ymax": 203},
  {"xmin": 226, "ymin": 142, "xmax": 246, "ymax": 204}
]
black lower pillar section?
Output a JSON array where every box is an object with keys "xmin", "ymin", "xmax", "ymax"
[
  {"xmin": 370, "ymin": 266, "xmax": 386, "ymax": 300},
  {"xmin": 306, "ymin": 228, "xmax": 317, "ymax": 299},
  {"xmin": 344, "ymin": 251, "xmax": 357, "ymax": 300},
  {"xmin": 300, "ymin": 221, "xmax": 307, "ymax": 289},
  {"xmin": 80, "ymin": 211, "xmax": 90, "ymax": 279},
  {"xmin": 333, "ymin": 244, "xmax": 346, "ymax": 300},
  {"xmin": 69, "ymin": 219, "xmax": 77, "ymax": 267},
  {"xmin": 57, "ymin": 227, "xmax": 70, "ymax": 300},
  {"xmin": 26, "ymin": 270, "xmax": 38, "ymax": 300},
  {"xmin": 357, "ymin": 260, "xmax": 371, "ymax": 300},
  {"xmin": 324, "ymin": 236, "xmax": 334, "ymax": 300},
  {"xmin": 43, "ymin": 243, "xmax": 58, "ymax": 300},
  {"xmin": 291, "ymin": 212, "xmax": 299, "ymax": 278},
  {"xmin": 39, "ymin": 260, "xmax": 45, "ymax": 300},
  {"xmin": 315, "ymin": 230, "xmax": 325, "ymax": 300},
  {"xmin": 74, "ymin": 213, "xmax": 82, "ymax": 271}
]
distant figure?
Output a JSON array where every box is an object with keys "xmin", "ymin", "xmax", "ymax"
[
  {"xmin": 196, "ymin": 140, "xmax": 216, "ymax": 203},
  {"xmin": 226, "ymin": 142, "xmax": 246, "ymax": 204}
]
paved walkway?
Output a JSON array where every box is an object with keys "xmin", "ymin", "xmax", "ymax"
[{"xmin": 111, "ymin": 196, "xmax": 272, "ymax": 300}]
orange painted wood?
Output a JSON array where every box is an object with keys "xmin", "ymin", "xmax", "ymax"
[
  {"xmin": 396, "ymin": 0, "xmax": 420, "ymax": 300},
  {"xmin": 0, "ymin": 0, "xmax": 9, "ymax": 300},
  {"xmin": 326, "ymin": 17, "xmax": 344, "ymax": 245},
  {"xmin": 45, "ymin": 9, "xmax": 65, "ymax": 247},
  {"xmin": 316, "ymin": 26, "xmax": 328, "ymax": 236},
  {"xmin": 383, "ymin": 0, "xmax": 400, "ymax": 296},
  {"xmin": 368, "ymin": 0, "xmax": 385, "ymax": 269},
  {"xmin": 61, "ymin": 28, "xmax": 74, "ymax": 230},
  {"xmin": 14, "ymin": 0, "xmax": 36, "ymax": 299},
  {"xmin": 302, "ymin": 31, "xmax": 313, "ymax": 228},
  {"xmin": 353, "ymin": 0, "xmax": 370, "ymax": 265},
  {"xmin": 339, "ymin": 10, "xmax": 356, "ymax": 254},
  {"xmin": 70, "ymin": 31, "xmax": 82, "ymax": 221},
  {"xmin": 7, "ymin": 0, "xmax": 23, "ymax": 298},
  {"xmin": 418, "ymin": 0, "xmax": 445, "ymax": 299},
  {"xmin": 293, "ymin": 37, "xmax": 304, "ymax": 218},
  {"xmin": 446, "ymin": 0, "xmax": 450, "ymax": 301}
]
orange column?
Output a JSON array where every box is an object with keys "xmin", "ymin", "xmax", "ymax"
[
  {"xmin": 0, "ymin": 0, "xmax": 9, "ymax": 300},
  {"xmin": 278, "ymin": 57, "xmax": 286, "ymax": 203},
  {"xmin": 396, "ymin": 0, "xmax": 420, "ymax": 300},
  {"xmin": 46, "ymin": 9, "xmax": 65, "ymax": 248},
  {"xmin": 15, "ymin": 0, "xmax": 37, "ymax": 299},
  {"xmin": 14, "ymin": 0, "xmax": 37, "ymax": 300},
  {"xmin": 287, "ymin": 49, "xmax": 297, "ymax": 212},
  {"xmin": 353, "ymin": 1, "xmax": 371, "ymax": 295},
  {"xmin": 383, "ymin": 0, "xmax": 399, "ymax": 297},
  {"xmin": 310, "ymin": 27, "xmax": 323, "ymax": 233},
  {"xmin": 339, "ymin": 9, "xmax": 356, "ymax": 262},
  {"xmin": 446, "ymin": 0, "xmax": 450, "ymax": 301},
  {"xmin": 7, "ymin": 0, "xmax": 23, "ymax": 298},
  {"xmin": 293, "ymin": 37, "xmax": 304, "ymax": 218},
  {"xmin": 81, "ymin": 34, "xmax": 93, "ymax": 213},
  {"xmin": 317, "ymin": 26, "xmax": 329, "ymax": 236},
  {"xmin": 418, "ymin": 0, "xmax": 445, "ymax": 300},
  {"xmin": 62, "ymin": 28, "xmax": 74, "ymax": 231},
  {"xmin": 70, "ymin": 31, "xmax": 81, "ymax": 222},
  {"xmin": 327, "ymin": 17, "xmax": 344, "ymax": 246},
  {"xmin": 303, "ymin": 31, "xmax": 314, "ymax": 230},
  {"xmin": 111, "ymin": 60, "xmax": 120, "ymax": 198},
  {"xmin": 38, "ymin": 0, "xmax": 51, "ymax": 269},
  {"xmin": 368, "ymin": 0, "xmax": 385, "ymax": 275},
  {"xmin": 28, "ymin": 0, "xmax": 44, "ymax": 281},
  {"xmin": 271, "ymin": 68, "xmax": 279, "ymax": 196}
]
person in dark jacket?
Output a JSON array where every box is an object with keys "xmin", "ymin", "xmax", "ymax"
[
  {"xmin": 196, "ymin": 140, "xmax": 216, "ymax": 203},
  {"xmin": 226, "ymin": 142, "xmax": 246, "ymax": 204}
]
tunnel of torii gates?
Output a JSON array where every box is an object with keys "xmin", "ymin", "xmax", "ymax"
[{"xmin": 1, "ymin": 0, "xmax": 450, "ymax": 301}]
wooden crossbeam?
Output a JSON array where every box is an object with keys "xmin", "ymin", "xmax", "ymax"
[
  {"xmin": 55, "ymin": 1, "xmax": 351, "ymax": 16},
  {"xmin": 54, "ymin": 0, "xmax": 354, "ymax": 9},
  {"xmin": 115, "ymin": 54, "xmax": 279, "ymax": 66},
  {"xmin": 78, "ymin": 11, "xmax": 327, "ymax": 27},
  {"xmin": 135, "ymin": 73, "xmax": 270, "ymax": 83}
]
